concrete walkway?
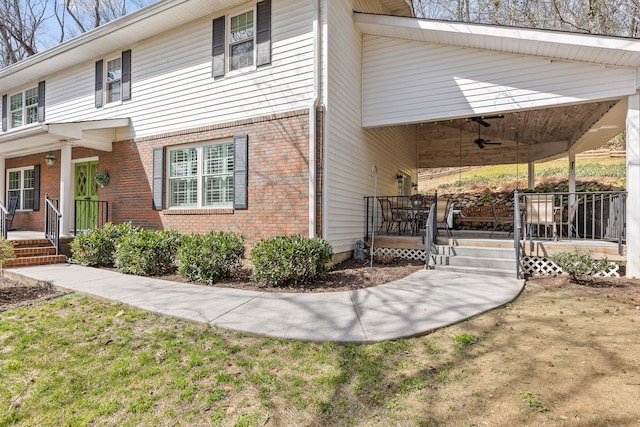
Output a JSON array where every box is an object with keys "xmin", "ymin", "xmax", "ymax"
[{"xmin": 6, "ymin": 264, "xmax": 524, "ymax": 343}]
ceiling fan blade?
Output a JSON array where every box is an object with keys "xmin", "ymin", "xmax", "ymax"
[
  {"xmin": 469, "ymin": 117, "xmax": 491, "ymax": 127},
  {"xmin": 483, "ymin": 141, "xmax": 502, "ymax": 145}
]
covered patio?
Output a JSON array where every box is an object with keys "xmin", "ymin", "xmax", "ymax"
[{"xmin": 354, "ymin": 13, "xmax": 640, "ymax": 276}]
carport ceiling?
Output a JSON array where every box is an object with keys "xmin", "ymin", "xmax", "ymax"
[{"xmin": 417, "ymin": 99, "xmax": 624, "ymax": 168}]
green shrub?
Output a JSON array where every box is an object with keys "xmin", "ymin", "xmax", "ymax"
[
  {"xmin": 114, "ymin": 229, "xmax": 183, "ymax": 276},
  {"xmin": 70, "ymin": 222, "xmax": 139, "ymax": 266},
  {"xmin": 0, "ymin": 238, "xmax": 14, "ymax": 271},
  {"xmin": 550, "ymin": 250, "xmax": 614, "ymax": 281},
  {"xmin": 177, "ymin": 231, "xmax": 245, "ymax": 284},
  {"xmin": 250, "ymin": 235, "xmax": 333, "ymax": 287}
]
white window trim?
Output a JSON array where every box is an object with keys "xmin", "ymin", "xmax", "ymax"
[
  {"xmin": 7, "ymin": 166, "xmax": 35, "ymax": 211},
  {"xmin": 8, "ymin": 86, "xmax": 38, "ymax": 130},
  {"xmin": 104, "ymin": 55, "xmax": 123, "ymax": 107},
  {"xmin": 166, "ymin": 139, "xmax": 234, "ymax": 209},
  {"xmin": 226, "ymin": 5, "xmax": 257, "ymax": 76}
]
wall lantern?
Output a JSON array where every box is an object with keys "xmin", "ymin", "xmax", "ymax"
[{"xmin": 45, "ymin": 151, "xmax": 57, "ymax": 168}]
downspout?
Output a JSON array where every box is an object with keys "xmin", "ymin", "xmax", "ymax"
[{"xmin": 309, "ymin": 0, "xmax": 325, "ymax": 238}]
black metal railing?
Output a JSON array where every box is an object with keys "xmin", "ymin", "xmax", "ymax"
[
  {"xmin": 519, "ymin": 191, "xmax": 627, "ymax": 254},
  {"xmin": 364, "ymin": 195, "xmax": 436, "ymax": 240},
  {"xmin": 44, "ymin": 194, "xmax": 61, "ymax": 255},
  {"xmin": 513, "ymin": 190, "xmax": 522, "ymax": 279},
  {"xmin": 424, "ymin": 196, "xmax": 437, "ymax": 270},
  {"xmin": 0, "ymin": 201, "xmax": 8, "ymax": 239},
  {"xmin": 74, "ymin": 199, "xmax": 109, "ymax": 235}
]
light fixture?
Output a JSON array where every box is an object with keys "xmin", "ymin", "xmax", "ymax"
[{"xmin": 45, "ymin": 150, "xmax": 57, "ymax": 168}]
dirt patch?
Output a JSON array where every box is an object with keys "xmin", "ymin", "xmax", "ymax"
[
  {"xmin": 526, "ymin": 274, "xmax": 640, "ymax": 305},
  {"xmin": 160, "ymin": 258, "xmax": 426, "ymax": 293},
  {"xmin": 0, "ymin": 278, "xmax": 65, "ymax": 311}
]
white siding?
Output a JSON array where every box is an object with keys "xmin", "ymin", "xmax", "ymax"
[
  {"xmin": 362, "ymin": 36, "xmax": 637, "ymax": 127},
  {"xmin": 325, "ymin": 0, "xmax": 416, "ymax": 253},
  {"xmin": 44, "ymin": 0, "xmax": 315, "ymax": 139}
]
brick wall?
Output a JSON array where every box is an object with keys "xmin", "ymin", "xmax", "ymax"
[{"xmin": 5, "ymin": 110, "xmax": 313, "ymax": 246}]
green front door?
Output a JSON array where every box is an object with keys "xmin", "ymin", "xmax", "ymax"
[{"xmin": 74, "ymin": 161, "xmax": 99, "ymax": 230}]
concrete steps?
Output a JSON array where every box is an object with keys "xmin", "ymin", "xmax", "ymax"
[
  {"xmin": 431, "ymin": 242, "xmax": 518, "ymax": 278},
  {"xmin": 4, "ymin": 239, "xmax": 67, "ymax": 268}
]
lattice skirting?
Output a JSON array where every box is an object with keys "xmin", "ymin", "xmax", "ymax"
[
  {"xmin": 522, "ymin": 256, "xmax": 620, "ymax": 278},
  {"xmin": 373, "ymin": 247, "xmax": 427, "ymax": 262}
]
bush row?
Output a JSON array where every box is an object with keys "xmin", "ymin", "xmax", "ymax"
[{"xmin": 70, "ymin": 224, "xmax": 333, "ymax": 286}]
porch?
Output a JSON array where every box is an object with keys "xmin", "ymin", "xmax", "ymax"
[{"xmin": 364, "ymin": 191, "xmax": 627, "ymax": 278}]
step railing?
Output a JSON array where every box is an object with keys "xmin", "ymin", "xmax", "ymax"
[
  {"xmin": 44, "ymin": 194, "xmax": 62, "ymax": 255},
  {"xmin": 513, "ymin": 190, "xmax": 522, "ymax": 279},
  {"xmin": 0, "ymin": 201, "xmax": 8, "ymax": 239},
  {"xmin": 423, "ymin": 195, "xmax": 437, "ymax": 270}
]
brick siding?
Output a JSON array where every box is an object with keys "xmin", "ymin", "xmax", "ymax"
[{"xmin": 6, "ymin": 110, "xmax": 314, "ymax": 246}]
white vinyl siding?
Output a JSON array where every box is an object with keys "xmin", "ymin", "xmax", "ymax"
[
  {"xmin": 168, "ymin": 141, "xmax": 234, "ymax": 208},
  {"xmin": 7, "ymin": 167, "xmax": 35, "ymax": 210},
  {"xmin": 324, "ymin": 0, "xmax": 416, "ymax": 253},
  {"xmin": 42, "ymin": 0, "xmax": 315, "ymax": 140},
  {"xmin": 361, "ymin": 36, "xmax": 637, "ymax": 127}
]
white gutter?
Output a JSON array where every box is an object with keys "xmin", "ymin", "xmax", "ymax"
[{"xmin": 308, "ymin": 0, "xmax": 321, "ymax": 238}]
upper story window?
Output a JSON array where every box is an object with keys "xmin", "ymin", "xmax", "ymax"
[
  {"xmin": 106, "ymin": 57, "xmax": 122, "ymax": 103},
  {"xmin": 212, "ymin": 0, "xmax": 271, "ymax": 78},
  {"xmin": 4, "ymin": 84, "xmax": 43, "ymax": 130},
  {"xmin": 95, "ymin": 50, "xmax": 131, "ymax": 108},
  {"xmin": 229, "ymin": 11, "xmax": 254, "ymax": 71}
]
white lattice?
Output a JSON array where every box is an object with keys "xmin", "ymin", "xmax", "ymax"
[
  {"xmin": 522, "ymin": 257, "xmax": 620, "ymax": 278},
  {"xmin": 373, "ymin": 247, "xmax": 427, "ymax": 261}
]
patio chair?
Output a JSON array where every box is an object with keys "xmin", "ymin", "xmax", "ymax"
[
  {"xmin": 558, "ymin": 196, "xmax": 583, "ymax": 239},
  {"xmin": 435, "ymin": 197, "xmax": 452, "ymax": 236},
  {"xmin": 524, "ymin": 194, "xmax": 557, "ymax": 240},
  {"xmin": 5, "ymin": 195, "xmax": 18, "ymax": 231},
  {"xmin": 490, "ymin": 203, "xmax": 515, "ymax": 237},
  {"xmin": 377, "ymin": 197, "xmax": 409, "ymax": 234}
]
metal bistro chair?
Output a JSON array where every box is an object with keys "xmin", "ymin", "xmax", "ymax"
[
  {"xmin": 490, "ymin": 203, "xmax": 515, "ymax": 237},
  {"xmin": 524, "ymin": 194, "xmax": 557, "ymax": 240},
  {"xmin": 378, "ymin": 197, "xmax": 409, "ymax": 234}
]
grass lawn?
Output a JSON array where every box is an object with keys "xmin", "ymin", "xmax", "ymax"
[{"xmin": 2, "ymin": 282, "xmax": 639, "ymax": 426}]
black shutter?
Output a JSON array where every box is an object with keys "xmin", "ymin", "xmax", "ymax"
[
  {"xmin": 122, "ymin": 49, "xmax": 132, "ymax": 101},
  {"xmin": 95, "ymin": 59, "xmax": 104, "ymax": 108},
  {"xmin": 37, "ymin": 81, "xmax": 45, "ymax": 122},
  {"xmin": 33, "ymin": 164, "xmax": 40, "ymax": 211},
  {"xmin": 152, "ymin": 147, "xmax": 164, "ymax": 210},
  {"xmin": 233, "ymin": 134, "xmax": 248, "ymax": 210},
  {"xmin": 212, "ymin": 16, "xmax": 226, "ymax": 78},
  {"xmin": 256, "ymin": 0, "xmax": 272, "ymax": 67},
  {"xmin": 1, "ymin": 95, "xmax": 6, "ymax": 132}
]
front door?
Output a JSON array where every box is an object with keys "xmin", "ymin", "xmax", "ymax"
[{"xmin": 74, "ymin": 161, "xmax": 99, "ymax": 231}]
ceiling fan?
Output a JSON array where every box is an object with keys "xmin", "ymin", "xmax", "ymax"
[{"xmin": 468, "ymin": 115, "xmax": 504, "ymax": 149}]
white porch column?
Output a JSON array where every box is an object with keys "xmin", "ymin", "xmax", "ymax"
[
  {"xmin": 0, "ymin": 157, "xmax": 5, "ymax": 205},
  {"xmin": 626, "ymin": 94, "xmax": 640, "ymax": 277},
  {"xmin": 59, "ymin": 145, "xmax": 72, "ymax": 237},
  {"xmin": 527, "ymin": 162, "xmax": 535, "ymax": 189}
]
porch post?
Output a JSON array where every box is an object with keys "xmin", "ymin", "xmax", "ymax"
[
  {"xmin": 568, "ymin": 149, "xmax": 576, "ymax": 205},
  {"xmin": 0, "ymin": 156, "xmax": 5, "ymax": 205},
  {"xmin": 527, "ymin": 162, "xmax": 535, "ymax": 189},
  {"xmin": 626, "ymin": 94, "xmax": 640, "ymax": 277},
  {"xmin": 59, "ymin": 145, "xmax": 72, "ymax": 237}
]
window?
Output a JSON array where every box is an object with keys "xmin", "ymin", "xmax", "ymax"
[
  {"xmin": 168, "ymin": 141, "xmax": 234, "ymax": 208},
  {"xmin": 211, "ymin": 0, "xmax": 271, "ymax": 78},
  {"xmin": 7, "ymin": 167, "xmax": 35, "ymax": 210},
  {"xmin": 3, "ymin": 82, "xmax": 45, "ymax": 130},
  {"xmin": 229, "ymin": 11, "xmax": 254, "ymax": 71},
  {"xmin": 95, "ymin": 50, "xmax": 131, "ymax": 108},
  {"xmin": 106, "ymin": 57, "xmax": 122, "ymax": 103}
]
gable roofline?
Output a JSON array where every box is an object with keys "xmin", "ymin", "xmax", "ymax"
[
  {"xmin": 0, "ymin": 0, "xmax": 240, "ymax": 91},
  {"xmin": 354, "ymin": 13, "xmax": 640, "ymax": 68}
]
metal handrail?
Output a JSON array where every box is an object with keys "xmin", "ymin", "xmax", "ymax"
[
  {"xmin": 513, "ymin": 189, "xmax": 522, "ymax": 279},
  {"xmin": 74, "ymin": 199, "xmax": 109, "ymax": 235},
  {"xmin": 0, "ymin": 201, "xmax": 8, "ymax": 239},
  {"xmin": 44, "ymin": 194, "xmax": 62, "ymax": 255},
  {"xmin": 424, "ymin": 194, "xmax": 437, "ymax": 270}
]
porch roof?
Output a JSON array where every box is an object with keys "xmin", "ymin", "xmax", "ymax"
[
  {"xmin": 355, "ymin": 13, "xmax": 640, "ymax": 167},
  {"xmin": 0, "ymin": 118, "xmax": 130, "ymax": 158}
]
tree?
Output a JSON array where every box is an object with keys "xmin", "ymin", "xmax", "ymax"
[{"xmin": 1, "ymin": 0, "xmax": 154, "ymax": 68}]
